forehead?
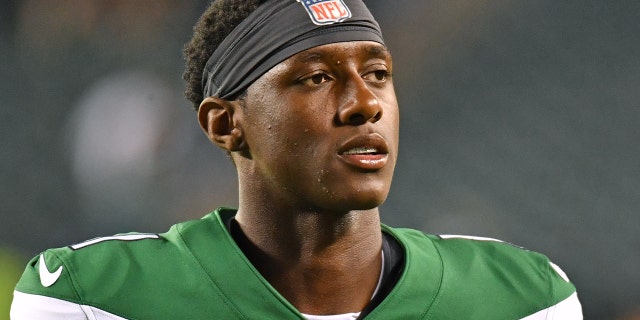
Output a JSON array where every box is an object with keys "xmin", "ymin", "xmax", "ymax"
[{"xmin": 287, "ymin": 41, "xmax": 392, "ymax": 64}]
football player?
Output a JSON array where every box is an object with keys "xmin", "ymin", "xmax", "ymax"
[{"xmin": 12, "ymin": 0, "xmax": 583, "ymax": 319}]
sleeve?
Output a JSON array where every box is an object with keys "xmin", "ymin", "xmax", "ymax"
[
  {"xmin": 548, "ymin": 262, "xmax": 583, "ymax": 320},
  {"xmin": 11, "ymin": 252, "xmax": 129, "ymax": 320},
  {"xmin": 521, "ymin": 292, "xmax": 583, "ymax": 320},
  {"xmin": 550, "ymin": 292, "xmax": 583, "ymax": 320},
  {"xmin": 10, "ymin": 252, "xmax": 86, "ymax": 320},
  {"xmin": 11, "ymin": 291, "xmax": 89, "ymax": 320},
  {"xmin": 516, "ymin": 261, "xmax": 582, "ymax": 320}
]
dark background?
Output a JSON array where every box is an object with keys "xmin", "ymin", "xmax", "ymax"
[{"xmin": 1, "ymin": 1, "xmax": 638, "ymax": 318}]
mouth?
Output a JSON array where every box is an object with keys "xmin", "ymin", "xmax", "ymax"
[{"xmin": 338, "ymin": 134, "xmax": 389, "ymax": 170}]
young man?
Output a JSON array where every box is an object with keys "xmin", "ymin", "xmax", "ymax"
[{"xmin": 11, "ymin": 0, "xmax": 582, "ymax": 319}]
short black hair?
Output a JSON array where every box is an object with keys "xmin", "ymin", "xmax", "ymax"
[{"xmin": 183, "ymin": 0, "xmax": 267, "ymax": 110}]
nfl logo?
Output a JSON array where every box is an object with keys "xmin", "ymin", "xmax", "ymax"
[{"xmin": 297, "ymin": 0, "xmax": 352, "ymax": 25}]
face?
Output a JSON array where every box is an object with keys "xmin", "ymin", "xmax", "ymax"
[{"xmin": 237, "ymin": 41, "xmax": 399, "ymax": 213}]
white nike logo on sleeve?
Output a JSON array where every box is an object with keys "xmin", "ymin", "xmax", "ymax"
[{"xmin": 39, "ymin": 254, "xmax": 63, "ymax": 287}]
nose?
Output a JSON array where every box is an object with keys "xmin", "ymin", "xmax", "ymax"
[{"xmin": 336, "ymin": 76, "xmax": 383, "ymax": 126}]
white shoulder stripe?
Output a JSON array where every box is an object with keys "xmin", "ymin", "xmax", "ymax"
[
  {"xmin": 438, "ymin": 234, "xmax": 504, "ymax": 242},
  {"xmin": 519, "ymin": 292, "xmax": 583, "ymax": 320},
  {"xmin": 11, "ymin": 291, "xmax": 128, "ymax": 320},
  {"xmin": 70, "ymin": 234, "xmax": 160, "ymax": 250}
]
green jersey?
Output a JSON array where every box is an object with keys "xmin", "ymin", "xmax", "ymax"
[{"xmin": 12, "ymin": 208, "xmax": 581, "ymax": 319}]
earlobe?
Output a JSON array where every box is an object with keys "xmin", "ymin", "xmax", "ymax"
[{"xmin": 197, "ymin": 97, "xmax": 245, "ymax": 152}]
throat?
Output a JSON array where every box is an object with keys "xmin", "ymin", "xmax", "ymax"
[
  {"xmin": 228, "ymin": 216, "xmax": 383, "ymax": 315},
  {"xmin": 274, "ymin": 249, "xmax": 383, "ymax": 316}
]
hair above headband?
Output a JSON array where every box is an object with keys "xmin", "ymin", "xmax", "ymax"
[{"xmin": 201, "ymin": 0, "xmax": 385, "ymax": 101}]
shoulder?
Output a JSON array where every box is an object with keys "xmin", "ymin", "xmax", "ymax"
[
  {"xmin": 383, "ymin": 226, "xmax": 582, "ymax": 319},
  {"xmin": 13, "ymin": 213, "xmax": 221, "ymax": 294},
  {"xmin": 11, "ymin": 213, "xmax": 226, "ymax": 319},
  {"xmin": 387, "ymin": 228, "xmax": 567, "ymax": 283},
  {"xmin": 14, "ymin": 232, "xmax": 167, "ymax": 297},
  {"xmin": 433, "ymin": 234, "xmax": 581, "ymax": 318},
  {"xmin": 11, "ymin": 231, "xmax": 170, "ymax": 319}
]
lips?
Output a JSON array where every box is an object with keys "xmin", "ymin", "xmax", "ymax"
[{"xmin": 338, "ymin": 134, "xmax": 389, "ymax": 170}]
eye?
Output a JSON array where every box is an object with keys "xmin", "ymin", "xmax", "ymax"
[
  {"xmin": 300, "ymin": 73, "xmax": 332, "ymax": 86},
  {"xmin": 363, "ymin": 69, "xmax": 392, "ymax": 83}
]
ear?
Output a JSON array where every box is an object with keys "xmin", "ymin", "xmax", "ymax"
[{"xmin": 197, "ymin": 97, "xmax": 245, "ymax": 152}]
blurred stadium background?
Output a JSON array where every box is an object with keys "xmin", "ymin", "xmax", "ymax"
[{"xmin": 1, "ymin": 1, "xmax": 639, "ymax": 319}]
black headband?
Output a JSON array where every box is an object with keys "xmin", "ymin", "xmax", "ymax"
[{"xmin": 201, "ymin": 0, "xmax": 385, "ymax": 100}]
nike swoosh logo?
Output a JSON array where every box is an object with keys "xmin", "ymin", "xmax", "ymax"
[{"xmin": 39, "ymin": 254, "xmax": 63, "ymax": 287}]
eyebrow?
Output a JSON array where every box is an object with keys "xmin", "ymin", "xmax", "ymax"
[
  {"xmin": 366, "ymin": 44, "xmax": 392, "ymax": 60},
  {"xmin": 295, "ymin": 51, "xmax": 326, "ymax": 64},
  {"xmin": 293, "ymin": 43, "xmax": 392, "ymax": 64}
]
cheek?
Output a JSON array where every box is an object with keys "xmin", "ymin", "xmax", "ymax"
[
  {"xmin": 246, "ymin": 109, "xmax": 330, "ymax": 172},
  {"xmin": 273, "ymin": 99, "xmax": 335, "ymax": 153},
  {"xmin": 383, "ymin": 98, "xmax": 400, "ymax": 144}
]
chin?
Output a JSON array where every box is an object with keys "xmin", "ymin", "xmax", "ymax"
[
  {"xmin": 311, "ymin": 176, "xmax": 393, "ymax": 212},
  {"xmin": 342, "ymin": 190, "xmax": 389, "ymax": 211}
]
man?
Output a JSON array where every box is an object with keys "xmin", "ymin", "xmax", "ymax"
[{"xmin": 11, "ymin": 0, "xmax": 582, "ymax": 319}]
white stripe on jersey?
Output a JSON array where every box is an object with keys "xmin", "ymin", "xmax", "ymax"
[
  {"xmin": 70, "ymin": 234, "xmax": 160, "ymax": 250},
  {"xmin": 520, "ymin": 292, "xmax": 583, "ymax": 320},
  {"xmin": 438, "ymin": 234, "xmax": 505, "ymax": 242},
  {"xmin": 11, "ymin": 291, "xmax": 127, "ymax": 320}
]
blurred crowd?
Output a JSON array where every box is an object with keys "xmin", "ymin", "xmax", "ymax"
[{"xmin": 1, "ymin": 1, "xmax": 639, "ymax": 318}]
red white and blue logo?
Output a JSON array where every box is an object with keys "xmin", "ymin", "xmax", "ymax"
[{"xmin": 297, "ymin": 0, "xmax": 352, "ymax": 25}]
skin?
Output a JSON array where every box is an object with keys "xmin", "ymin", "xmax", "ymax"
[{"xmin": 198, "ymin": 41, "xmax": 399, "ymax": 315}]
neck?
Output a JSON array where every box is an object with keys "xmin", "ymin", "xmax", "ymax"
[{"xmin": 233, "ymin": 199, "xmax": 383, "ymax": 315}]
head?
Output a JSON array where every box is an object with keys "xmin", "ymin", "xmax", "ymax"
[{"xmin": 184, "ymin": 0, "xmax": 399, "ymax": 212}]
